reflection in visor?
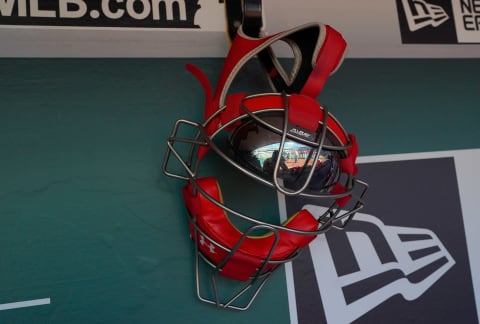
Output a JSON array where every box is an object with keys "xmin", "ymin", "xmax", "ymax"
[{"xmin": 228, "ymin": 114, "xmax": 340, "ymax": 194}]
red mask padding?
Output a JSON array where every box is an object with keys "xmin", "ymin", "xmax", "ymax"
[{"xmin": 182, "ymin": 177, "xmax": 319, "ymax": 281}]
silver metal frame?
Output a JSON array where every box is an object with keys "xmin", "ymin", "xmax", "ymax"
[{"xmin": 162, "ymin": 92, "xmax": 368, "ymax": 310}]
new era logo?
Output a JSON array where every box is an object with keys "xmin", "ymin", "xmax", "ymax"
[
  {"xmin": 305, "ymin": 207, "xmax": 455, "ymax": 324},
  {"xmin": 396, "ymin": 0, "xmax": 458, "ymax": 43},
  {"xmin": 287, "ymin": 157, "xmax": 478, "ymax": 324},
  {"xmin": 402, "ymin": 0, "xmax": 449, "ymax": 31}
]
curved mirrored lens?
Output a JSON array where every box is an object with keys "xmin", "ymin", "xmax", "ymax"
[{"xmin": 228, "ymin": 114, "xmax": 340, "ymax": 193}]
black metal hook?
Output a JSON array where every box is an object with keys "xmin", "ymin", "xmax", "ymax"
[{"xmin": 225, "ymin": 0, "xmax": 263, "ymax": 41}]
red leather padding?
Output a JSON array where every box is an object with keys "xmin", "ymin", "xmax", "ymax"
[
  {"xmin": 300, "ymin": 25, "xmax": 347, "ymax": 99},
  {"xmin": 339, "ymin": 134, "xmax": 359, "ymax": 176},
  {"xmin": 182, "ymin": 177, "xmax": 319, "ymax": 281}
]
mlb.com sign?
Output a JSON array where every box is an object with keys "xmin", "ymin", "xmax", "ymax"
[
  {"xmin": 397, "ymin": 0, "xmax": 480, "ymax": 43},
  {"xmin": 0, "ymin": 0, "xmax": 202, "ymax": 28}
]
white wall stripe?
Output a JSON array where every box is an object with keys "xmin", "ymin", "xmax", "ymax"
[{"xmin": 0, "ymin": 298, "xmax": 51, "ymax": 311}]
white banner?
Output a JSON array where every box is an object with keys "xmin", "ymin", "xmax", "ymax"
[{"xmin": 1, "ymin": 0, "xmax": 479, "ymax": 57}]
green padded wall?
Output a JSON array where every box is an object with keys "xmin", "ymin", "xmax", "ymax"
[{"xmin": 1, "ymin": 58, "xmax": 479, "ymax": 323}]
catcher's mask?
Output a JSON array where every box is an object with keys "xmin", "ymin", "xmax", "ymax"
[{"xmin": 163, "ymin": 21, "xmax": 368, "ymax": 310}]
